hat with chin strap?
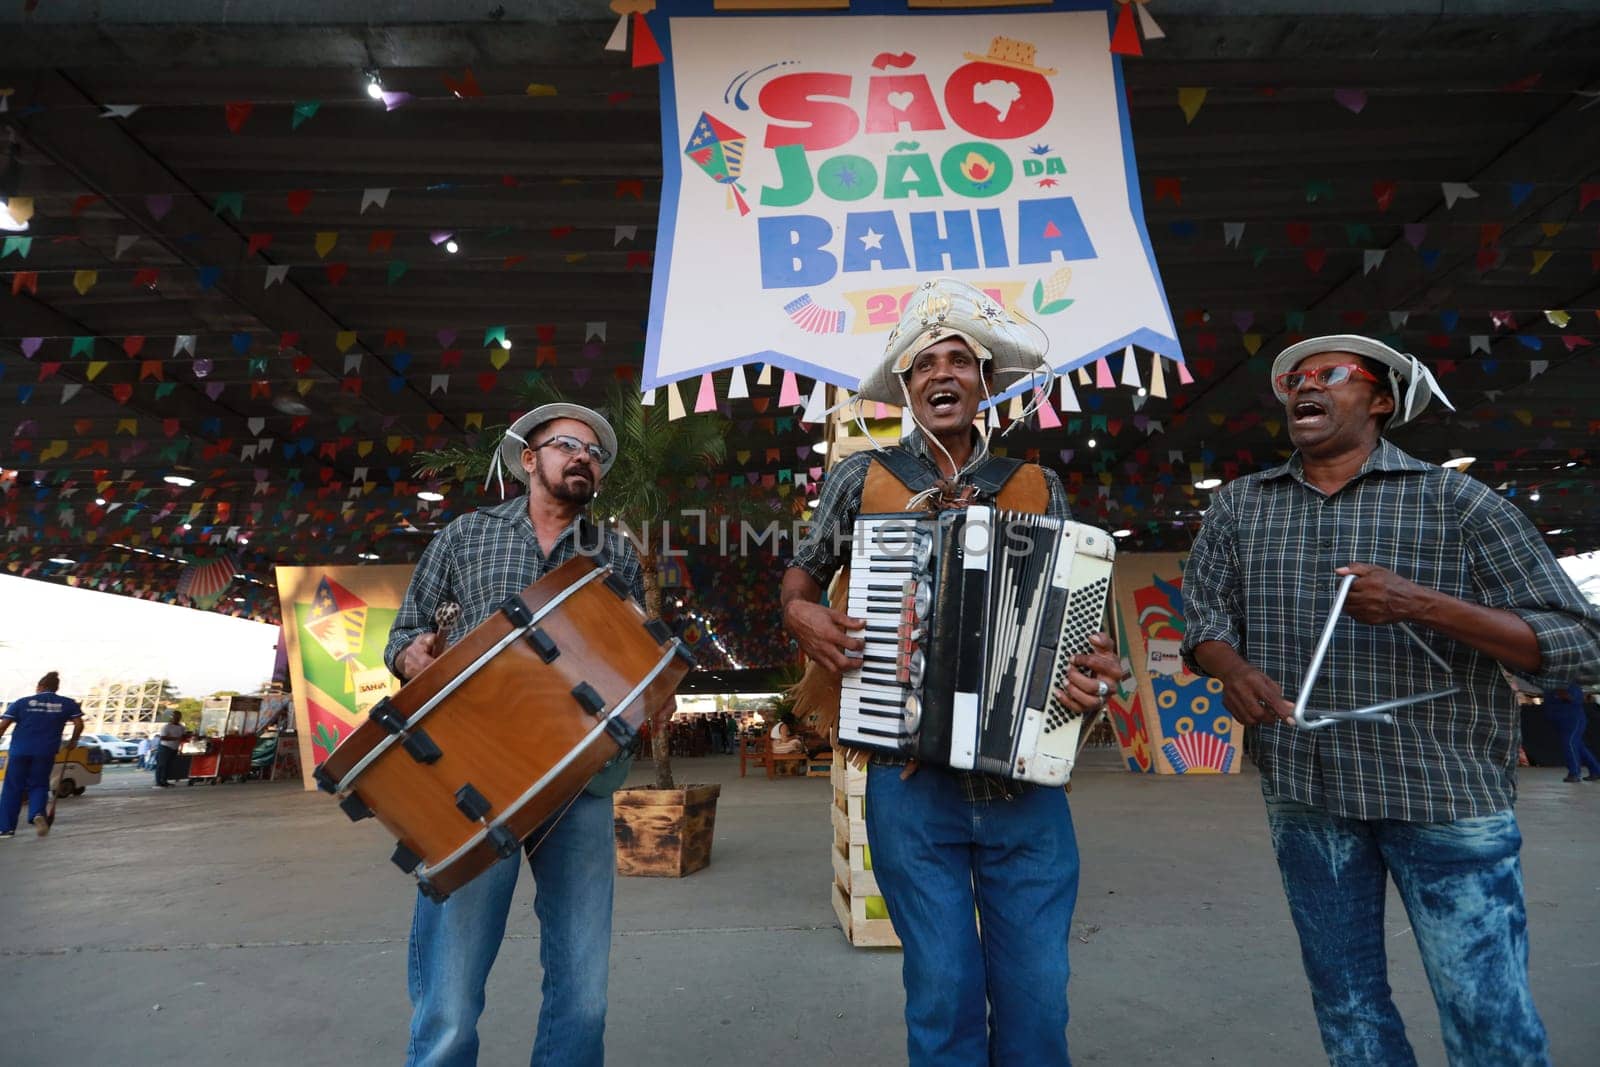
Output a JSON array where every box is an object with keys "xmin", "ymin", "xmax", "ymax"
[
  {"xmin": 1271, "ymin": 334, "xmax": 1454, "ymax": 428},
  {"xmin": 482, "ymin": 402, "xmax": 617, "ymax": 496},
  {"xmin": 855, "ymin": 277, "xmax": 1051, "ymax": 404}
]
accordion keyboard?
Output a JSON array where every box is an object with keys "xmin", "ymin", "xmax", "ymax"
[{"xmin": 837, "ymin": 514, "xmax": 930, "ymax": 752}]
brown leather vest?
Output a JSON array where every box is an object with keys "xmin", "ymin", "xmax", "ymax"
[{"xmin": 791, "ymin": 452, "xmax": 1050, "ymax": 744}]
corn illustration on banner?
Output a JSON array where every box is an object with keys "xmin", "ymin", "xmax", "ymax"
[{"xmin": 645, "ymin": 0, "xmax": 1180, "ymax": 394}]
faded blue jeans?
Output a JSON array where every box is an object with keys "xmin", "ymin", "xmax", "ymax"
[
  {"xmin": 406, "ymin": 790, "xmax": 615, "ymax": 1067},
  {"xmin": 1266, "ymin": 797, "xmax": 1550, "ymax": 1067},
  {"xmin": 865, "ymin": 764, "xmax": 1079, "ymax": 1066}
]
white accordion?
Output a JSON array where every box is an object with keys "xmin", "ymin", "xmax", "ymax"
[{"xmin": 839, "ymin": 506, "xmax": 1115, "ymax": 785}]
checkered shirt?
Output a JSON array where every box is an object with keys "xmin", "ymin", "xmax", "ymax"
[
  {"xmin": 384, "ymin": 495, "xmax": 645, "ymax": 677},
  {"xmin": 789, "ymin": 432, "xmax": 1071, "ymax": 802},
  {"xmin": 1181, "ymin": 439, "xmax": 1600, "ymax": 822}
]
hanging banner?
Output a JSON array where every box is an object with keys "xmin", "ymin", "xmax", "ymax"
[
  {"xmin": 275, "ymin": 564, "xmax": 413, "ymax": 790},
  {"xmin": 1112, "ymin": 552, "xmax": 1243, "ymax": 775},
  {"xmin": 645, "ymin": 0, "xmax": 1180, "ymax": 394}
]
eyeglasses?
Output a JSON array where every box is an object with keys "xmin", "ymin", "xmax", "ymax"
[
  {"xmin": 533, "ymin": 434, "xmax": 612, "ymax": 465},
  {"xmin": 1274, "ymin": 363, "xmax": 1380, "ymax": 393}
]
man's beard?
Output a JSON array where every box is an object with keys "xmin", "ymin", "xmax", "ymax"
[{"xmin": 537, "ymin": 462, "xmax": 596, "ymax": 505}]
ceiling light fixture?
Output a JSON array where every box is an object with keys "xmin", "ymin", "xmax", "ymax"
[
  {"xmin": 807, "ymin": 498, "xmax": 820, "ymax": 507},
  {"xmin": 1193, "ymin": 477, "xmax": 1222, "ymax": 490},
  {"xmin": 418, "ymin": 490, "xmax": 444, "ymax": 502},
  {"xmin": 1529, "ymin": 490, "xmax": 1541, "ymax": 502},
  {"xmin": 0, "ymin": 201, "xmax": 26, "ymax": 233},
  {"xmin": 445, "ymin": 239, "xmax": 460, "ymax": 254},
  {"xmin": 358, "ymin": 551, "xmax": 380, "ymax": 561},
  {"xmin": 49, "ymin": 556, "xmax": 75, "ymax": 565},
  {"xmin": 164, "ymin": 474, "xmax": 196, "ymax": 487},
  {"xmin": 94, "ymin": 496, "xmax": 106, "ymax": 506},
  {"xmin": 1087, "ymin": 437, "xmax": 1097, "ymax": 448},
  {"xmin": 811, "ymin": 441, "xmax": 828, "ymax": 455},
  {"xmin": 1440, "ymin": 456, "xmax": 1476, "ymax": 470},
  {"xmin": 1112, "ymin": 529, "xmax": 1133, "ymax": 539},
  {"xmin": 1546, "ymin": 528, "xmax": 1567, "ymax": 536},
  {"xmin": 364, "ymin": 68, "xmax": 384, "ymax": 100}
]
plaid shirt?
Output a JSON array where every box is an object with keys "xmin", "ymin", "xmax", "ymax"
[
  {"xmin": 789, "ymin": 432, "xmax": 1071, "ymax": 802},
  {"xmin": 384, "ymin": 495, "xmax": 645, "ymax": 677},
  {"xmin": 1181, "ymin": 439, "xmax": 1600, "ymax": 822}
]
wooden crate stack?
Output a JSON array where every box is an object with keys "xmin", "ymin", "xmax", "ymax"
[{"xmin": 829, "ymin": 750, "xmax": 901, "ymax": 948}]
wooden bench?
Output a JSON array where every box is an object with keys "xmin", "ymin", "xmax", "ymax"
[{"xmin": 738, "ymin": 734, "xmax": 808, "ymax": 779}]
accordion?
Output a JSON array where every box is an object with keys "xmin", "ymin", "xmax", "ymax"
[{"xmin": 839, "ymin": 506, "xmax": 1116, "ymax": 785}]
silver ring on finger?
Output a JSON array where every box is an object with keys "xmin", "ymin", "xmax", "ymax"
[{"xmin": 1096, "ymin": 680, "xmax": 1109, "ymax": 700}]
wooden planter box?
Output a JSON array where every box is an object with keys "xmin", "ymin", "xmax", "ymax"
[{"xmin": 612, "ymin": 783, "xmax": 720, "ymax": 878}]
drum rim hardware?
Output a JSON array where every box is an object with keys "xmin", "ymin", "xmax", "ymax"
[
  {"xmin": 332, "ymin": 564, "xmax": 612, "ymax": 793},
  {"xmin": 413, "ymin": 641, "xmax": 686, "ymax": 883}
]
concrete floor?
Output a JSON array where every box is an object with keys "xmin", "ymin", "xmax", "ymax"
[{"xmin": 1, "ymin": 750, "xmax": 1595, "ymax": 1066}]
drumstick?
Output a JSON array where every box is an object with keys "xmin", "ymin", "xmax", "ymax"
[{"xmin": 433, "ymin": 601, "xmax": 462, "ymax": 651}]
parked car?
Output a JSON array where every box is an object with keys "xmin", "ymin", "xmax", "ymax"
[{"xmin": 80, "ymin": 733, "xmax": 139, "ymax": 763}]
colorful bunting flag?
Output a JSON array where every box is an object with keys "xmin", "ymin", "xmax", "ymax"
[
  {"xmin": 1177, "ymin": 87, "xmax": 1207, "ymax": 123},
  {"xmin": 1333, "ymin": 88, "xmax": 1367, "ymax": 114}
]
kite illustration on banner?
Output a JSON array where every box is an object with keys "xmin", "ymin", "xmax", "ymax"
[
  {"xmin": 684, "ymin": 111, "xmax": 751, "ymax": 216},
  {"xmin": 304, "ymin": 576, "xmax": 392, "ymax": 708}
]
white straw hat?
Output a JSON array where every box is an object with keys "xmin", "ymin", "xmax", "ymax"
[
  {"xmin": 486, "ymin": 402, "xmax": 617, "ymax": 494},
  {"xmin": 1271, "ymin": 334, "xmax": 1454, "ymax": 427},
  {"xmin": 855, "ymin": 278, "xmax": 1050, "ymax": 403}
]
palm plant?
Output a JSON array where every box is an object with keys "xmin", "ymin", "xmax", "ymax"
[{"xmin": 415, "ymin": 377, "xmax": 731, "ymax": 789}]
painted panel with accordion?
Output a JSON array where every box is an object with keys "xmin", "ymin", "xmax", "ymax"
[{"xmin": 839, "ymin": 506, "xmax": 1115, "ymax": 786}]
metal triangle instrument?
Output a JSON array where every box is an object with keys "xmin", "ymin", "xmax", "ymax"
[{"xmin": 1293, "ymin": 573, "xmax": 1461, "ymax": 730}]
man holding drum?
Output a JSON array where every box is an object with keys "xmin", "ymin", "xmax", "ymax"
[
  {"xmin": 1181, "ymin": 336, "xmax": 1600, "ymax": 1066},
  {"xmin": 782, "ymin": 278, "xmax": 1123, "ymax": 1066},
  {"xmin": 385, "ymin": 402, "xmax": 647, "ymax": 1067}
]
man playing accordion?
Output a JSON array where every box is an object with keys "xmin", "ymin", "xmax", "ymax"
[{"xmin": 782, "ymin": 277, "xmax": 1122, "ymax": 1066}]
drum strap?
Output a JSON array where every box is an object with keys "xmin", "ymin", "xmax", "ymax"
[{"xmin": 522, "ymin": 788, "xmax": 582, "ymax": 861}]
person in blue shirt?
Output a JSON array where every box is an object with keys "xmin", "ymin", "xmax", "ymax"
[
  {"xmin": 0, "ymin": 671, "xmax": 84, "ymax": 838},
  {"xmin": 1542, "ymin": 683, "xmax": 1600, "ymax": 783}
]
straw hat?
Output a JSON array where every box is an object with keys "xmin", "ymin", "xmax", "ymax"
[
  {"xmin": 1270, "ymin": 334, "xmax": 1454, "ymax": 428},
  {"xmin": 855, "ymin": 278, "xmax": 1050, "ymax": 404},
  {"xmin": 962, "ymin": 37, "xmax": 1057, "ymax": 77},
  {"xmin": 496, "ymin": 402, "xmax": 618, "ymax": 483}
]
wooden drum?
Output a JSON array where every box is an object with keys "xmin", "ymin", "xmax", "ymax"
[{"xmin": 315, "ymin": 556, "xmax": 692, "ymax": 900}]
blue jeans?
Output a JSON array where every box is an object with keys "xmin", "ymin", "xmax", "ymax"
[
  {"xmin": 865, "ymin": 764, "xmax": 1079, "ymax": 1066},
  {"xmin": 406, "ymin": 790, "xmax": 616, "ymax": 1067},
  {"xmin": 0, "ymin": 751, "xmax": 54, "ymax": 832},
  {"xmin": 1546, "ymin": 706, "xmax": 1600, "ymax": 779},
  {"xmin": 1266, "ymin": 797, "xmax": 1550, "ymax": 1067}
]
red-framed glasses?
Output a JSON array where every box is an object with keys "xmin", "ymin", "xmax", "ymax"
[{"xmin": 1274, "ymin": 363, "xmax": 1380, "ymax": 393}]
